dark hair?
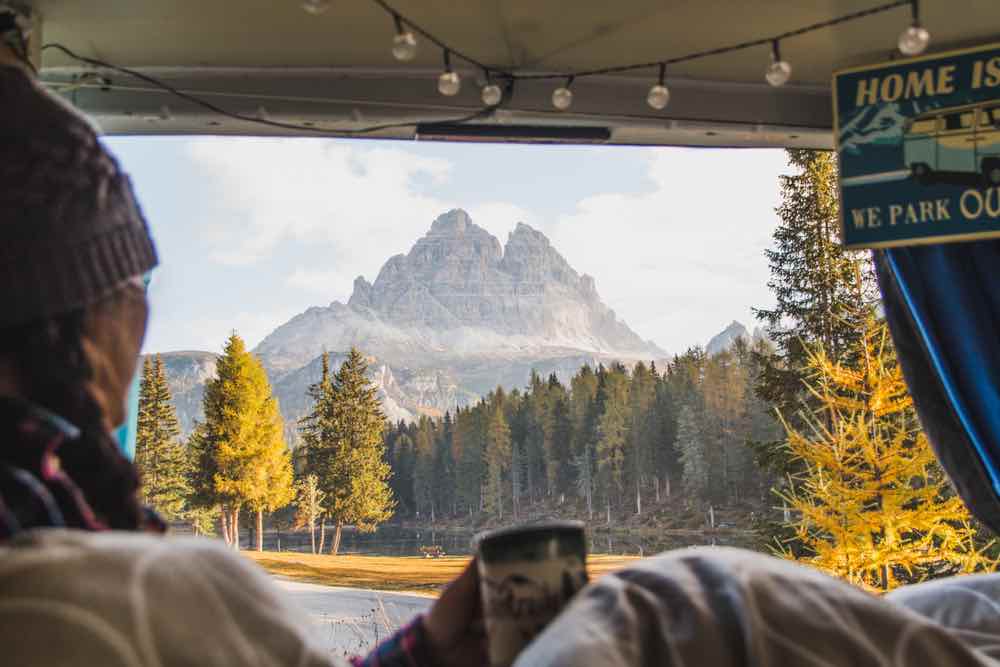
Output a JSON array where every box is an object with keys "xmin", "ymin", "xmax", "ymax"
[{"xmin": 0, "ymin": 307, "xmax": 145, "ymax": 531}]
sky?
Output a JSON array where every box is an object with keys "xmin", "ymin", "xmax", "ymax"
[{"xmin": 105, "ymin": 136, "xmax": 789, "ymax": 356}]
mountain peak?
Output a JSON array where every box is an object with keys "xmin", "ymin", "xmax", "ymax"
[
  {"xmin": 706, "ymin": 320, "xmax": 751, "ymax": 356},
  {"xmin": 256, "ymin": 209, "xmax": 666, "ymax": 370},
  {"xmin": 428, "ymin": 208, "xmax": 473, "ymax": 236}
]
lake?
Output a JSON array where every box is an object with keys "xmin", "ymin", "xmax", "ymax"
[{"xmin": 256, "ymin": 524, "xmax": 759, "ymax": 557}]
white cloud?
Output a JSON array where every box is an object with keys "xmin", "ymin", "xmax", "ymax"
[
  {"xmin": 185, "ymin": 138, "xmax": 454, "ymax": 275},
  {"xmin": 465, "ymin": 201, "xmax": 539, "ymax": 241},
  {"xmin": 547, "ymin": 148, "xmax": 788, "ymax": 353},
  {"xmin": 163, "ymin": 307, "xmax": 303, "ymax": 354},
  {"xmin": 286, "ymin": 267, "xmax": 355, "ymax": 297}
]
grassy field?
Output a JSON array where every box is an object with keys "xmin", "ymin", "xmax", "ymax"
[{"xmin": 245, "ymin": 551, "xmax": 639, "ymax": 596}]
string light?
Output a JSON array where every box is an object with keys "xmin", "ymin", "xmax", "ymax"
[
  {"xmin": 301, "ymin": 0, "xmax": 331, "ymax": 16},
  {"xmin": 552, "ymin": 76, "xmax": 574, "ymax": 111},
  {"xmin": 897, "ymin": 0, "xmax": 930, "ymax": 56},
  {"xmin": 765, "ymin": 39, "xmax": 792, "ymax": 87},
  {"xmin": 481, "ymin": 72, "xmax": 503, "ymax": 106},
  {"xmin": 391, "ymin": 14, "xmax": 417, "ymax": 61},
  {"xmin": 647, "ymin": 63, "xmax": 670, "ymax": 110},
  {"xmin": 43, "ymin": 0, "xmax": 921, "ymax": 137},
  {"xmin": 438, "ymin": 50, "xmax": 461, "ymax": 96}
]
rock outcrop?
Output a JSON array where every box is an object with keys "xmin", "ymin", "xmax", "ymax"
[{"xmin": 255, "ymin": 209, "xmax": 664, "ymax": 372}]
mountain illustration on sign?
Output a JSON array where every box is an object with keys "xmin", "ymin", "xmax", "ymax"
[{"xmin": 156, "ymin": 210, "xmax": 669, "ymax": 432}]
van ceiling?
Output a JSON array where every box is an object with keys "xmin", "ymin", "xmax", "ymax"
[{"xmin": 29, "ymin": 0, "xmax": 1000, "ymax": 147}]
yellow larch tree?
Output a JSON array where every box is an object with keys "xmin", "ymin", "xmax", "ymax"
[{"xmin": 777, "ymin": 316, "xmax": 994, "ymax": 591}]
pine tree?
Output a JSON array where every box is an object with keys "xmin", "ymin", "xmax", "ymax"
[
  {"xmin": 549, "ymin": 394, "xmax": 573, "ymax": 504},
  {"xmin": 434, "ymin": 413, "xmax": 457, "ymax": 516},
  {"xmin": 627, "ymin": 362, "xmax": 656, "ymax": 514},
  {"xmin": 755, "ymin": 150, "xmax": 877, "ymax": 463},
  {"xmin": 196, "ymin": 333, "xmax": 294, "ymax": 551},
  {"xmin": 483, "ymin": 396, "xmax": 511, "ymax": 520},
  {"xmin": 412, "ymin": 417, "xmax": 436, "ymax": 521},
  {"xmin": 677, "ymin": 403, "xmax": 708, "ymax": 501},
  {"xmin": 456, "ymin": 406, "xmax": 485, "ymax": 516},
  {"xmin": 651, "ymin": 373, "xmax": 679, "ymax": 501},
  {"xmin": 778, "ymin": 317, "xmax": 995, "ymax": 591},
  {"xmin": 135, "ymin": 355, "xmax": 190, "ymax": 521},
  {"xmin": 596, "ymin": 365, "xmax": 629, "ymax": 524},
  {"xmin": 322, "ymin": 348, "xmax": 395, "ymax": 554},
  {"xmin": 294, "ymin": 474, "xmax": 326, "ymax": 554}
]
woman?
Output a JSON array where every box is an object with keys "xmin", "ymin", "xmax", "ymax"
[{"xmin": 0, "ymin": 44, "xmax": 483, "ymax": 667}]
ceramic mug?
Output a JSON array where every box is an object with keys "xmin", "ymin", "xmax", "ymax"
[{"xmin": 474, "ymin": 521, "xmax": 588, "ymax": 667}]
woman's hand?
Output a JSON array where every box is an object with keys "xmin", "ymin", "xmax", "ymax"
[{"xmin": 423, "ymin": 559, "xmax": 488, "ymax": 666}]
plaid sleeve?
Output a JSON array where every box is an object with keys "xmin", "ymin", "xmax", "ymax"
[{"xmin": 351, "ymin": 614, "xmax": 436, "ymax": 667}]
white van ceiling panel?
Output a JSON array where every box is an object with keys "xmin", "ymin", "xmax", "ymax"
[{"xmin": 28, "ymin": 0, "xmax": 1000, "ymax": 147}]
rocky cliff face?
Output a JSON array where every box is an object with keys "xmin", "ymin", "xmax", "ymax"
[
  {"xmin": 256, "ymin": 209, "xmax": 663, "ymax": 372},
  {"xmin": 153, "ymin": 351, "xmax": 219, "ymax": 435},
  {"xmin": 162, "ymin": 210, "xmax": 668, "ymax": 435}
]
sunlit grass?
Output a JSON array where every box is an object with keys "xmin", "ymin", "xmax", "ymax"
[{"xmin": 244, "ymin": 551, "xmax": 639, "ymax": 596}]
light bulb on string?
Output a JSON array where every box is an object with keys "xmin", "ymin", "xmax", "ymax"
[
  {"xmin": 898, "ymin": 0, "xmax": 930, "ymax": 56},
  {"xmin": 438, "ymin": 50, "xmax": 461, "ymax": 96},
  {"xmin": 647, "ymin": 63, "xmax": 670, "ymax": 110},
  {"xmin": 552, "ymin": 76, "xmax": 574, "ymax": 111},
  {"xmin": 391, "ymin": 14, "xmax": 417, "ymax": 62},
  {"xmin": 301, "ymin": 0, "xmax": 331, "ymax": 15},
  {"xmin": 481, "ymin": 72, "xmax": 503, "ymax": 106},
  {"xmin": 765, "ymin": 39, "xmax": 792, "ymax": 87}
]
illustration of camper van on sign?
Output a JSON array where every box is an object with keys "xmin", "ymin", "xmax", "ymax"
[
  {"xmin": 903, "ymin": 102, "xmax": 1000, "ymax": 185},
  {"xmin": 834, "ymin": 42, "xmax": 1000, "ymax": 249}
]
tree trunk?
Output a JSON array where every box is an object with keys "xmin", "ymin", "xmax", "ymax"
[
  {"xmin": 255, "ymin": 509, "xmax": 264, "ymax": 552},
  {"xmin": 310, "ymin": 517, "xmax": 316, "ymax": 555},
  {"xmin": 708, "ymin": 504, "xmax": 715, "ymax": 529},
  {"xmin": 318, "ymin": 520, "xmax": 327, "ymax": 554},
  {"xmin": 231, "ymin": 508, "xmax": 240, "ymax": 551},
  {"xmin": 431, "ymin": 501, "xmax": 436, "ymax": 524},
  {"xmin": 636, "ymin": 480, "xmax": 642, "ymax": 516},
  {"xmin": 220, "ymin": 509, "xmax": 231, "ymax": 546},
  {"xmin": 606, "ymin": 499, "xmax": 611, "ymax": 526},
  {"xmin": 654, "ymin": 476, "xmax": 660, "ymax": 503},
  {"xmin": 665, "ymin": 476, "xmax": 671, "ymax": 499},
  {"xmin": 331, "ymin": 523, "xmax": 343, "ymax": 555}
]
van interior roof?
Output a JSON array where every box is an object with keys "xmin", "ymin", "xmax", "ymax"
[{"xmin": 29, "ymin": 0, "xmax": 999, "ymax": 148}]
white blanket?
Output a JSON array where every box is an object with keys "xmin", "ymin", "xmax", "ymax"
[
  {"xmin": 3, "ymin": 531, "xmax": 997, "ymax": 666},
  {"xmin": 516, "ymin": 546, "xmax": 1000, "ymax": 666}
]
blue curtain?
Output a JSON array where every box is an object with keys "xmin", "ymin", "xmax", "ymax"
[{"xmin": 876, "ymin": 243, "xmax": 1000, "ymax": 532}]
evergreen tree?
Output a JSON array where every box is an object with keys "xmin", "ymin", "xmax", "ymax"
[
  {"xmin": 434, "ymin": 413, "xmax": 457, "ymax": 516},
  {"xmin": 483, "ymin": 395, "xmax": 511, "ymax": 520},
  {"xmin": 549, "ymin": 394, "xmax": 574, "ymax": 504},
  {"xmin": 596, "ymin": 365, "xmax": 629, "ymax": 523},
  {"xmin": 195, "ymin": 333, "xmax": 294, "ymax": 551},
  {"xmin": 677, "ymin": 403, "xmax": 708, "ymax": 501},
  {"xmin": 135, "ymin": 355, "xmax": 190, "ymax": 521},
  {"xmin": 293, "ymin": 474, "xmax": 326, "ymax": 554},
  {"xmin": 626, "ymin": 362, "xmax": 656, "ymax": 514},
  {"xmin": 323, "ymin": 348, "xmax": 395, "ymax": 554},
  {"xmin": 754, "ymin": 150, "xmax": 876, "ymax": 465},
  {"xmin": 778, "ymin": 317, "xmax": 994, "ymax": 591},
  {"xmin": 651, "ymin": 373, "xmax": 679, "ymax": 501},
  {"xmin": 412, "ymin": 416, "xmax": 436, "ymax": 521},
  {"xmin": 455, "ymin": 405, "xmax": 485, "ymax": 515}
]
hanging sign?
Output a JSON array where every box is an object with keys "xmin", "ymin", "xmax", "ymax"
[{"xmin": 834, "ymin": 42, "xmax": 1000, "ymax": 249}]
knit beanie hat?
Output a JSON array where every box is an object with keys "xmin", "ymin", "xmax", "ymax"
[{"xmin": 0, "ymin": 66, "xmax": 158, "ymax": 327}]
